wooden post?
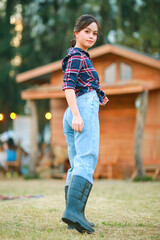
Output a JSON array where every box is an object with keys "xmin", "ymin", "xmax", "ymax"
[
  {"xmin": 134, "ymin": 91, "xmax": 149, "ymax": 178},
  {"xmin": 27, "ymin": 100, "xmax": 38, "ymax": 176}
]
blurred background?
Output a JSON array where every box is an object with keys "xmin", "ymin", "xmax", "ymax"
[{"xmin": 0, "ymin": 0, "xmax": 159, "ymax": 178}]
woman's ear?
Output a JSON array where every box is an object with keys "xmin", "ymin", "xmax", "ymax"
[{"xmin": 74, "ymin": 32, "xmax": 78, "ymax": 39}]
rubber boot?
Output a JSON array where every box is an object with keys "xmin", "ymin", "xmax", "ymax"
[
  {"xmin": 62, "ymin": 175, "xmax": 94, "ymax": 234},
  {"xmin": 64, "ymin": 186, "xmax": 74, "ymax": 229},
  {"xmin": 65, "ymin": 186, "xmax": 95, "ymax": 229}
]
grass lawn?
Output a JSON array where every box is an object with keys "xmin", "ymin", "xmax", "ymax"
[{"xmin": 0, "ymin": 178, "xmax": 160, "ymax": 240}]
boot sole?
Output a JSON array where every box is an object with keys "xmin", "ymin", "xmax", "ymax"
[
  {"xmin": 62, "ymin": 217, "xmax": 94, "ymax": 234},
  {"xmin": 68, "ymin": 221, "xmax": 95, "ymax": 229}
]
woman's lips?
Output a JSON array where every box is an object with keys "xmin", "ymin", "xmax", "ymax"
[{"xmin": 87, "ymin": 40, "xmax": 93, "ymax": 43}]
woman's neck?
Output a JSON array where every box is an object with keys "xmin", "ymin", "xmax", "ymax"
[{"xmin": 74, "ymin": 44, "xmax": 88, "ymax": 52}]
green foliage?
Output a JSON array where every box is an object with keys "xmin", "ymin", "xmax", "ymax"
[
  {"xmin": 138, "ymin": 0, "xmax": 160, "ymax": 55},
  {"xmin": 23, "ymin": 174, "xmax": 40, "ymax": 180},
  {"xmin": 133, "ymin": 175, "xmax": 153, "ymax": 182},
  {"xmin": 0, "ymin": 0, "xmax": 23, "ymax": 132},
  {"xmin": 114, "ymin": 0, "xmax": 160, "ymax": 57}
]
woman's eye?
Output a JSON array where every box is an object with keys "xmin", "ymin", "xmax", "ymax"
[
  {"xmin": 93, "ymin": 33, "xmax": 98, "ymax": 36},
  {"xmin": 85, "ymin": 30, "xmax": 89, "ymax": 33}
]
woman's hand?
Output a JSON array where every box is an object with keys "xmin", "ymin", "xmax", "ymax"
[
  {"xmin": 64, "ymin": 89, "xmax": 84, "ymax": 132},
  {"xmin": 100, "ymin": 96, "xmax": 109, "ymax": 106},
  {"xmin": 103, "ymin": 96, "xmax": 109, "ymax": 104},
  {"xmin": 72, "ymin": 114, "xmax": 84, "ymax": 132}
]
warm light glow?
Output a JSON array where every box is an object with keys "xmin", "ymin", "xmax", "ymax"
[
  {"xmin": 11, "ymin": 35, "xmax": 22, "ymax": 47},
  {"xmin": 9, "ymin": 70, "xmax": 15, "ymax": 78},
  {"xmin": 15, "ymin": 21, "xmax": 23, "ymax": 32},
  {"xmin": 45, "ymin": 112, "xmax": 52, "ymax": 120},
  {"xmin": 0, "ymin": 113, "xmax": 4, "ymax": 121},
  {"xmin": 10, "ymin": 15, "xmax": 16, "ymax": 24},
  {"xmin": 10, "ymin": 5, "xmax": 23, "ymax": 48},
  {"xmin": 11, "ymin": 55, "xmax": 22, "ymax": 66},
  {"xmin": 10, "ymin": 112, "xmax": 17, "ymax": 120}
]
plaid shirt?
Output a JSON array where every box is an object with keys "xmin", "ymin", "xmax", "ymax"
[{"xmin": 62, "ymin": 47, "xmax": 106, "ymax": 105}]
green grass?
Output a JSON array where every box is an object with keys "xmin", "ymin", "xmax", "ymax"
[{"xmin": 0, "ymin": 178, "xmax": 160, "ymax": 240}]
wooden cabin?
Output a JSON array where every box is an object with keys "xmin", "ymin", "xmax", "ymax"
[{"xmin": 16, "ymin": 44, "xmax": 160, "ymax": 179}]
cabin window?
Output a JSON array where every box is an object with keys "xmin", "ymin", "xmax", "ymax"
[
  {"xmin": 120, "ymin": 62, "xmax": 132, "ymax": 81},
  {"xmin": 104, "ymin": 63, "xmax": 116, "ymax": 84}
]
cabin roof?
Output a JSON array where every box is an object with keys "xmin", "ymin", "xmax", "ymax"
[
  {"xmin": 114, "ymin": 44, "xmax": 159, "ymax": 61},
  {"xmin": 16, "ymin": 44, "xmax": 160, "ymax": 83}
]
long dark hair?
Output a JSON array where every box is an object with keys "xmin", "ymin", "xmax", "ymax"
[
  {"xmin": 71, "ymin": 14, "xmax": 101, "ymax": 47},
  {"xmin": 7, "ymin": 138, "xmax": 16, "ymax": 150}
]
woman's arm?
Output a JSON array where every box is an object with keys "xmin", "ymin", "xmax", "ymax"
[{"xmin": 65, "ymin": 89, "xmax": 84, "ymax": 132}]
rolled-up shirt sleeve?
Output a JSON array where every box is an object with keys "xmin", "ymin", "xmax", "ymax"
[{"xmin": 62, "ymin": 53, "xmax": 83, "ymax": 91}]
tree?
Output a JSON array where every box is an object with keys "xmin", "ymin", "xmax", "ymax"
[
  {"xmin": 108, "ymin": 0, "xmax": 160, "ymax": 57},
  {"xmin": 138, "ymin": 0, "xmax": 160, "ymax": 56},
  {"xmin": 134, "ymin": 91, "xmax": 149, "ymax": 178},
  {"xmin": 0, "ymin": 0, "xmax": 23, "ymax": 132}
]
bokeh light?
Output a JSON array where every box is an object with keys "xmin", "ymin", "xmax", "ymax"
[
  {"xmin": 0, "ymin": 113, "xmax": 4, "ymax": 121},
  {"xmin": 45, "ymin": 112, "xmax": 52, "ymax": 120},
  {"xmin": 10, "ymin": 112, "xmax": 17, "ymax": 120}
]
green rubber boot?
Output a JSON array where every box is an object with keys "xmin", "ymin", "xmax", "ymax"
[
  {"xmin": 64, "ymin": 185, "xmax": 95, "ymax": 229},
  {"xmin": 62, "ymin": 175, "xmax": 94, "ymax": 234}
]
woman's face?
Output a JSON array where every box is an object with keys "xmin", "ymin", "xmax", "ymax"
[{"xmin": 75, "ymin": 22, "xmax": 98, "ymax": 51}]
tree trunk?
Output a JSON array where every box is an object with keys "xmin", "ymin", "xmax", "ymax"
[
  {"xmin": 134, "ymin": 91, "xmax": 149, "ymax": 178},
  {"xmin": 27, "ymin": 100, "xmax": 38, "ymax": 177}
]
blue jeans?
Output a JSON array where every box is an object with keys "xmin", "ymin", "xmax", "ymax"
[{"xmin": 63, "ymin": 90, "xmax": 100, "ymax": 185}]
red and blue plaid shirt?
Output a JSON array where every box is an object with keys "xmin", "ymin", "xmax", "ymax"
[{"xmin": 62, "ymin": 47, "xmax": 106, "ymax": 105}]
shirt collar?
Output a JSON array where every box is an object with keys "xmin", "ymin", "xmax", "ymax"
[{"xmin": 71, "ymin": 47, "xmax": 90, "ymax": 58}]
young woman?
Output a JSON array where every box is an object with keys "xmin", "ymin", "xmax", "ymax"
[{"xmin": 61, "ymin": 14, "xmax": 109, "ymax": 234}]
